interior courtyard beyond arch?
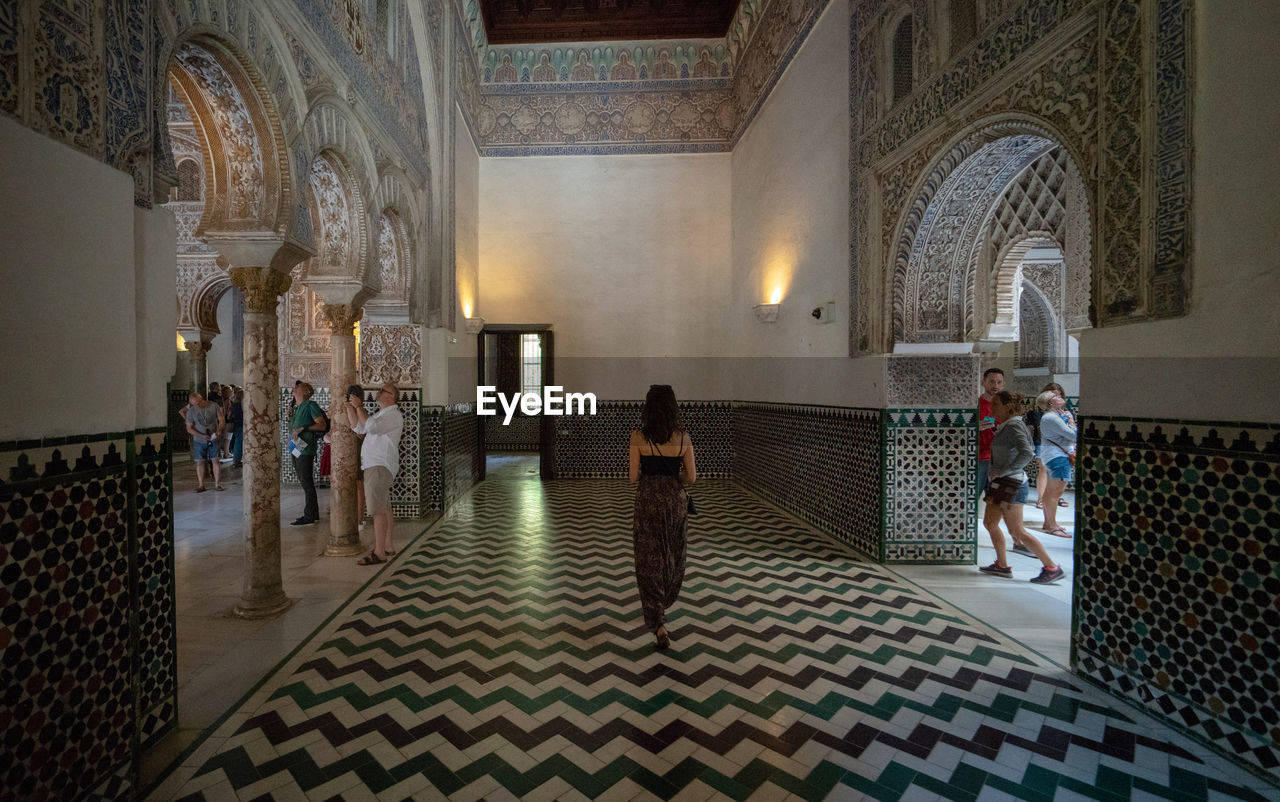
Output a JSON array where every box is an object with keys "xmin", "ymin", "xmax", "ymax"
[{"xmin": 1, "ymin": 0, "xmax": 1278, "ymax": 799}]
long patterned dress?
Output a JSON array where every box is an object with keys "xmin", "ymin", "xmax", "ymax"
[{"xmin": 633, "ymin": 438, "xmax": 689, "ymax": 632}]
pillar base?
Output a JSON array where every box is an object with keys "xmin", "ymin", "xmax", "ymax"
[
  {"xmin": 324, "ymin": 536, "xmax": 365, "ymax": 557},
  {"xmin": 232, "ymin": 594, "xmax": 294, "ymax": 620}
]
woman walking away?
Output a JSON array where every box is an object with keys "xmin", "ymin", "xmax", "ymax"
[
  {"xmin": 1036, "ymin": 389, "xmax": 1077, "ymax": 537},
  {"xmin": 980, "ymin": 391, "xmax": 1066, "ymax": 584},
  {"xmin": 629, "ymin": 384, "xmax": 697, "ymax": 650}
]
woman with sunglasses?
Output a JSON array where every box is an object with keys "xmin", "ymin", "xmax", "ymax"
[{"xmin": 629, "ymin": 385, "xmax": 697, "ymax": 650}]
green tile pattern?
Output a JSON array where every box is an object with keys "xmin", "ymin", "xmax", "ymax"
[{"xmin": 167, "ymin": 480, "xmax": 1271, "ymax": 800}]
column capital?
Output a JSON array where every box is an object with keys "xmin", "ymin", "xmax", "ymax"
[
  {"xmin": 319, "ymin": 303, "xmax": 364, "ymax": 336},
  {"xmin": 230, "ymin": 267, "xmax": 293, "ymax": 314},
  {"xmin": 183, "ymin": 340, "xmax": 212, "ymax": 359}
]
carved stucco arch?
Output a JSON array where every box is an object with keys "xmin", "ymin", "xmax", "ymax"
[
  {"xmin": 303, "ymin": 149, "xmax": 373, "ymax": 285},
  {"xmin": 157, "ymin": 5, "xmax": 309, "ymax": 244},
  {"xmin": 295, "ymin": 96, "xmax": 380, "ymax": 210},
  {"xmin": 190, "ymin": 274, "xmax": 235, "ymax": 334},
  {"xmin": 887, "ymin": 114, "xmax": 1093, "ymax": 346},
  {"xmin": 988, "ymin": 233, "xmax": 1060, "ymax": 339},
  {"xmin": 368, "ymin": 168, "xmax": 421, "ymax": 312},
  {"xmin": 1017, "ymin": 279, "xmax": 1061, "ymax": 373}
]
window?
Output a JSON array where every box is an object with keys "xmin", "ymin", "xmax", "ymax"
[
  {"xmin": 951, "ymin": 0, "xmax": 977, "ymax": 53},
  {"xmin": 521, "ymin": 334, "xmax": 541, "ymax": 397},
  {"xmin": 892, "ymin": 15, "xmax": 914, "ymax": 103},
  {"xmin": 176, "ymin": 158, "xmax": 201, "ymax": 201}
]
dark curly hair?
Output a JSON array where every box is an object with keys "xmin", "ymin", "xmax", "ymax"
[{"xmin": 640, "ymin": 384, "xmax": 680, "ymax": 444}]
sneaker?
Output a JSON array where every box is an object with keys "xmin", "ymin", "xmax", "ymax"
[
  {"xmin": 1030, "ymin": 565, "xmax": 1066, "ymax": 584},
  {"xmin": 979, "ymin": 562, "xmax": 1012, "ymax": 577},
  {"xmin": 289, "ymin": 516, "xmax": 315, "ymax": 526},
  {"xmin": 1010, "ymin": 543, "xmax": 1036, "ymax": 558}
]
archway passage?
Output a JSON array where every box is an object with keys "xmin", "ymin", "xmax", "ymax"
[{"xmin": 887, "ymin": 129, "xmax": 1093, "ymax": 665}]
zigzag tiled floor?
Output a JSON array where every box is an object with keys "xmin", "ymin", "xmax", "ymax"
[{"xmin": 154, "ymin": 480, "xmax": 1272, "ymax": 801}]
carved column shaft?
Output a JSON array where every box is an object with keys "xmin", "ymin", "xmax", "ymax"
[
  {"xmin": 185, "ymin": 341, "xmax": 210, "ymax": 396},
  {"xmin": 231, "ymin": 266, "xmax": 294, "ymax": 618},
  {"xmin": 321, "ymin": 304, "xmax": 364, "ymax": 556}
]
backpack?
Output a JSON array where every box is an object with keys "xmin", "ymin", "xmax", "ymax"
[{"xmin": 319, "ymin": 406, "xmax": 331, "ymax": 434}]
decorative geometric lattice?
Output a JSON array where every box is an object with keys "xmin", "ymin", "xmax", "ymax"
[
  {"xmin": 484, "ymin": 415, "xmax": 539, "ymax": 451},
  {"xmin": 131, "ymin": 429, "xmax": 176, "ymax": 750},
  {"xmin": 988, "ymin": 147, "xmax": 1070, "ymax": 255},
  {"xmin": 734, "ymin": 403, "xmax": 883, "ymax": 559},
  {"xmin": 1076, "ymin": 416, "xmax": 1280, "ymax": 782},
  {"xmin": 443, "ymin": 406, "xmax": 481, "ymax": 510},
  {"xmin": 883, "ymin": 409, "xmax": 976, "ymax": 564},
  {"xmin": 885, "ymin": 355, "xmax": 978, "ymax": 407},
  {"xmin": 552, "ymin": 402, "xmax": 733, "ymax": 479},
  {"xmin": 417, "ymin": 407, "xmax": 443, "ymax": 515},
  {"xmin": 0, "ymin": 445, "xmax": 134, "ymax": 801}
]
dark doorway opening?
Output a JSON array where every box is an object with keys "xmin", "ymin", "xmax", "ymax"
[{"xmin": 476, "ymin": 325, "xmax": 555, "ymax": 480}]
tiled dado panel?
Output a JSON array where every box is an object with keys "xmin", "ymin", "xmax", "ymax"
[
  {"xmin": 552, "ymin": 402, "xmax": 733, "ymax": 479},
  {"xmin": 443, "ymin": 407, "xmax": 481, "ymax": 510},
  {"xmin": 130, "ymin": 429, "xmax": 177, "ymax": 750},
  {"xmin": 484, "ymin": 415, "xmax": 539, "ymax": 451},
  {"xmin": 883, "ymin": 409, "xmax": 977, "ymax": 563},
  {"xmin": 419, "ymin": 408, "xmax": 443, "ymax": 515},
  {"xmin": 0, "ymin": 428, "xmax": 177, "ymax": 800},
  {"xmin": 1076, "ymin": 417, "xmax": 1280, "ymax": 782},
  {"xmin": 733, "ymin": 403, "xmax": 883, "ymax": 560}
]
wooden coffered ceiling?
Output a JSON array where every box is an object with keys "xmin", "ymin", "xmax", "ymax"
[{"xmin": 476, "ymin": 0, "xmax": 742, "ymax": 44}]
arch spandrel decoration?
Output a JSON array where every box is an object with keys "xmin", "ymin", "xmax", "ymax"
[{"xmin": 852, "ymin": 0, "xmax": 1194, "ymax": 355}]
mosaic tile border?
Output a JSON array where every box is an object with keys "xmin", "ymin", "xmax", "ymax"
[
  {"xmin": 552, "ymin": 401, "xmax": 733, "ymax": 479},
  {"xmin": 883, "ymin": 408, "xmax": 977, "ymax": 564},
  {"xmin": 733, "ymin": 401, "xmax": 883, "ymax": 560},
  {"xmin": 1, "ymin": 434, "xmax": 137, "ymax": 800},
  {"xmin": 1075, "ymin": 415, "xmax": 1280, "ymax": 785}
]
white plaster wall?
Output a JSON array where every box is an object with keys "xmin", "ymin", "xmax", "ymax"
[
  {"xmin": 205, "ymin": 291, "xmax": 241, "ymax": 388},
  {"xmin": 0, "ymin": 117, "xmax": 139, "ymax": 439},
  {"xmin": 1081, "ymin": 0, "xmax": 1280, "ymax": 422},
  {"xmin": 478, "ymin": 154, "xmax": 733, "ymax": 392},
  {"xmin": 134, "ymin": 207, "xmax": 178, "ymax": 428},
  {"xmin": 727, "ymin": 0, "xmax": 882, "ymax": 406},
  {"xmin": 448, "ymin": 105, "xmax": 481, "ymax": 405}
]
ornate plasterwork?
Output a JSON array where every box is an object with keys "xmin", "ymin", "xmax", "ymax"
[
  {"xmin": 852, "ymin": 0, "xmax": 1195, "ymax": 354},
  {"xmin": 884, "ymin": 355, "xmax": 979, "ymax": 407},
  {"xmin": 452, "ymin": 0, "xmax": 832, "ymax": 155},
  {"xmin": 894, "ymin": 135, "xmax": 1055, "ymax": 343},
  {"xmin": 173, "ymin": 46, "xmax": 265, "ymax": 221},
  {"xmin": 359, "ymin": 324, "xmax": 421, "ymax": 386},
  {"xmin": 307, "ymin": 154, "xmax": 353, "ymax": 273},
  {"xmin": 376, "ymin": 214, "xmax": 408, "ymax": 301}
]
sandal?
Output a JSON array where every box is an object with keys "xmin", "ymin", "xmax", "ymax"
[
  {"xmin": 1058, "ymin": 499, "xmax": 1069, "ymax": 507},
  {"xmin": 1034, "ymin": 501, "xmax": 1043, "ymax": 510},
  {"xmin": 1043, "ymin": 527, "xmax": 1071, "ymax": 538},
  {"xmin": 214, "ymin": 485, "xmax": 225, "ymax": 491},
  {"xmin": 356, "ymin": 553, "xmax": 385, "ymax": 565},
  {"xmin": 195, "ymin": 486, "xmax": 207, "ymax": 493}
]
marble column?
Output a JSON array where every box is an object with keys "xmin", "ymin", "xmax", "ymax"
[
  {"xmin": 185, "ymin": 341, "xmax": 210, "ymax": 395},
  {"xmin": 230, "ymin": 266, "xmax": 294, "ymax": 618},
  {"xmin": 320, "ymin": 303, "xmax": 364, "ymax": 556}
]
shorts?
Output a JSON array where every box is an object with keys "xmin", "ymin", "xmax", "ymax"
[
  {"xmin": 364, "ymin": 466, "xmax": 393, "ymax": 515},
  {"xmin": 985, "ymin": 477, "xmax": 1029, "ymax": 506},
  {"xmin": 191, "ymin": 438, "xmax": 219, "ymax": 462},
  {"xmin": 1045, "ymin": 456, "xmax": 1073, "ymax": 482}
]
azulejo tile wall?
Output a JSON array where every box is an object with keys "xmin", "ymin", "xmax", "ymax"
[
  {"xmin": 484, "ymin": 415, "xmax": 539, "ymax": 451},
  {"xmin": 883, "ymin": 409, "xmax": 977, "ymax": 563},
  {"xmin": 442, "ymin": 405, "xmax": 481, "ymax": 510},
  {"xmin": 1075, "ymin": 416, "xmax": 1280, "ymax": 782},
  {"xmin": 0, "ymin": 428, "xmax": 177, "ymax": 801},
  {"xmin": 552, "ymin": 401, "xmax": 733, "ymax": 479},
  {"xmin": 733, "ymin": 403, "xmax": 883, "ymax": 559}
]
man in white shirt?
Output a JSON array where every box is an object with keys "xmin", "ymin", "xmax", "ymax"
[{"xmin": 347, "ymin": 382, "xmax": 403, "ymax": 564}]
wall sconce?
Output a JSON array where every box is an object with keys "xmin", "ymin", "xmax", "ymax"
[
  {"xmin": 464, "ymin": 316, "xmax": 485, "ymax": 334},
  {"xmin": 753, "ymin": 303, "xmax": 781, "ymax": 323}
]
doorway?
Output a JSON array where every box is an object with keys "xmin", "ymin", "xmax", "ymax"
[{"xmin": 476, "ymin": 325, "xmax": 555, "ymax": 480}]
